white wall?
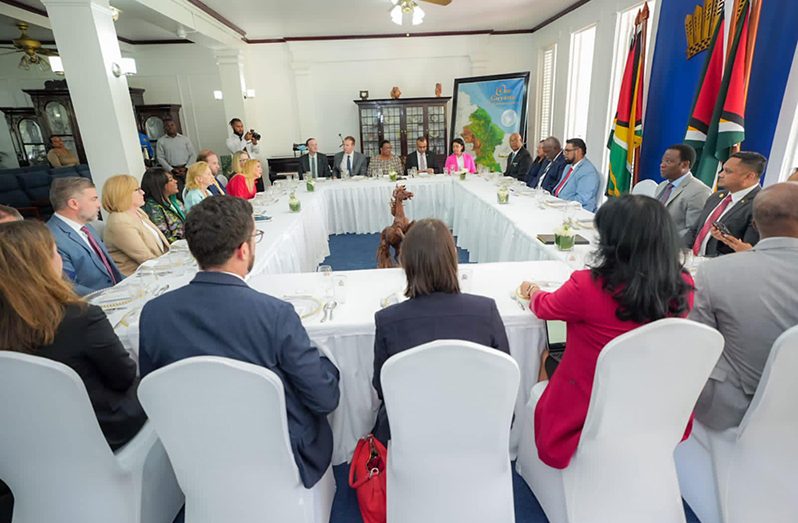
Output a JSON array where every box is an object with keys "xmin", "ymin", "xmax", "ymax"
[
  {"xmin": 243, "ymin": 33, "xmax": 536, "ymax": 157},
  {"xmin": 521, "ymin": 0, "xmax": 659, "ymax": 175}
]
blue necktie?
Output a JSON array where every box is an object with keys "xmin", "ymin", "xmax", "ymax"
[{"xmin": 347, "ymin": 155, "xmax": 352, "ymax": 175}]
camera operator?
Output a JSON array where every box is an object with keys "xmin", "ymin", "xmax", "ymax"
[{"xmin": 226, "ymin": 118, "xmax": 261, "ymax": 157}]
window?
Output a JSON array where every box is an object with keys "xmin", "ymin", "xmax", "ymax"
[
  {"xmin": 606, "ymin": 1, "xmax": 656, "ymax": 135},
  {"xmin": 537, "ymin": 44, "xmax": 557, "ymax": 141},
  {"xmin": 565, "ymin": 24, "xmax": 597, "ymax": 139}
]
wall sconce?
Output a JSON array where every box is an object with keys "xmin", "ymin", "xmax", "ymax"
[
  {"xmin": 111, "ymin": 57, "xmax": 137, "ymax": 77},
  {"xmin": 213, "ymin": 90, "xmax": 224, "ymax": 100},
  {"xmin": 244, "ymin": 88, "xmax": 256, "ymax": 99},
  {"xmin": 49, "ymin": 56, "xmax": 65, "ymax": 75}
]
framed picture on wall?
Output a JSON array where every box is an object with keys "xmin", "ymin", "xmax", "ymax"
[{"xmin": 450, "ymin": 72, "xmax": 531, "ymax": 172}]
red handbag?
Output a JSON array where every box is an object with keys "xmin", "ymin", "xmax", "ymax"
[{"xmin": 348, "ymin": 434, "xmax": 387, "ymax": 523}]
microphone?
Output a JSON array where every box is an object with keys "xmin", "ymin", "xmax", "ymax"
[{"xmin": 338, "ymin": 133, "xmax": 344, "ymax": 149}]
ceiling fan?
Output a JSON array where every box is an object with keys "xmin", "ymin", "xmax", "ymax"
[
  {"xmin": 0, "ymin": 22, "xmax": 59, "ymax": 71},
  {"xmin": 390, "ymin": 0, "xmax": 452, "ymax": 26}
]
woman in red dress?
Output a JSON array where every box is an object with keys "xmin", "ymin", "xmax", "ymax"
[
  {"xmin": 226, "ymin": 159, "xmax": 262, "ymax": 200},
  {"xmin": 519, "ymin": 194, "xmax": 695, "ymax": 468}
]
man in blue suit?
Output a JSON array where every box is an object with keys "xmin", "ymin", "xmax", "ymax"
[
  {"xmin": 526, "ymin": 136, "xmax": 566, "ymax": 192},
  {"xmin": 553, "ymin": 138, "xmax": 601, "ymax": 212},
  {"xmin": 138, "ymin": 196, "xmax": 340, "ymax": 488},
  {"xmin": 47, "ymin": 177, "xmax": 123, "ymax": 296}
]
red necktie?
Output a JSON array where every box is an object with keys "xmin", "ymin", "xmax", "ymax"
[
  {"xmin": 81, "ymin": 225, "xmax": 118, "ymax": 284},
  {"xmin": 553, "ymin": 166, "xmax": 574, "ymax": 196},
  {"xmin": 692, "ymin": 194, "xmax": 733, "ymax": 255}
]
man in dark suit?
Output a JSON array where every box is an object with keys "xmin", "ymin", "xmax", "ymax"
[
  {"xmin": 685, "ymin": 151, "xmax": 764, "ymax": 257},
  {"xmin": 332, "ymin": 135, "xmax": 367, "ymax": 178},
  {"xmin": 404, "ymin": 136, "xmax": 441, "ymax": 175},
  {"xmin": 297, "ymin": 137, "xmax": 332, "ymax": 180},
  {"xmin": 46, "ymin": 177, "xmax": 123, "ymax": 296},
  {"xmin": 138, "ymin": 196, "xmax": 340, "ymax": 488},
  {"xmin": 504, "ymin": 133, "xmax": 533, "ymax": 180},
  {"xmin": 527, "ymin": 136, "xmax": 566, "ymax": 192}
]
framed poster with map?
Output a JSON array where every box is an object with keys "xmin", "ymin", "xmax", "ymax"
[{"xmin": 451, "ymin": 72, "xmax": 530, "ymax": 172}]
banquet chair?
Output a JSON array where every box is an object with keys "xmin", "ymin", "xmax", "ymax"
[
  {"xmin": 675, "ymin": 325, "xmax": 798, "ymax": 523},
  {"xmin": 137, "ymin": 356, "xmax": 335, "ymax": 523},
  {"xmin": 382, "ymin": 340, "xmax": 520, "ymax": 523},
  {"xmin": 0, "ymin": 351, "xmax": 183, "ymax": 523},
  {"xmin": 631, "ymin": 179, "xmax": 658, "ymax": 197},
  {"xmin": 515, "ymin": 318, "xmax": 723, "ymax": 523}
]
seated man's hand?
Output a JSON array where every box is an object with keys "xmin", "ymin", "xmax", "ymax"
[{"xmin": 710, "ymin": 227, "xmax": 753, "ymax": 252}]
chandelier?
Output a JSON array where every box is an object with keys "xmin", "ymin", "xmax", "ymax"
[{"xmin": 390, "ymin": 0, "xmax": 425, "ymax": 26}]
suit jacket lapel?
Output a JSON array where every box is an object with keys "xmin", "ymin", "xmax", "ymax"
[
  {"xmin": 57, "ymin": 219, "xmax": 110, "ymax": 275},
  {"xmin": 720, "ymin": 186, "xmax": 759, "ymax": 223},
  {"xmin": 666, "ymin": 180, "xmax": 687, "ymax": 206}
]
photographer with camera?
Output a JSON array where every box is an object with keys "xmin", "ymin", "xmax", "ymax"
[{"xmin": 226, "ymin": 118, "xmax": 262, "ymax": 157}]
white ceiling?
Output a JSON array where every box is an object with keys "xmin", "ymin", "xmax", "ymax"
[
  {"xmin": 202, "ymin": 0, "xmax": 567, "ymax": 39},
  {"xmin": 0, "ymin": 0, "xmax": 576, "ymax": 42}
]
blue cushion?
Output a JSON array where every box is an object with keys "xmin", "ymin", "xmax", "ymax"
[
  {"xmin": 0, "ymin": 174, "xmax": 21, "ymax": 192},
  {"xmin": 0, "ymin": 189, "xmax": 31, "ymax": 207},
  {"xmin": 1, "ymin": 167, "xmax": 28, "ymax": 176},
  {"xmin": 26, "ymin": 186, "xmax": 51, "ymax": 203},
  {"xmin": 49, "ymin": 166, "xmax": 78, "ymax": 177},
  {"xmin": 17, "ymin": 172, "xmax": 51, "ymax": 190}
]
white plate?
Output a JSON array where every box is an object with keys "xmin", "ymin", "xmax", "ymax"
[
  {"xmin": 282, "ymin": 295, "xmax": 323, "ymax": 319},
  {"xmin": 543, "ymin": 200, "xmax": 568, "ymax": 208},
  {"xmin": 350, "ymin": 175, "xmax": 365, "ymax": 181},
  {"xmin": 90, "ymin": 290, "xmax": 134, "ymax": 312}
]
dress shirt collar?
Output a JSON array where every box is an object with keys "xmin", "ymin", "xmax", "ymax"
[
  {"xmin": 752, "ymin": 237, "xmax": 798, "ymax": 251},
  {"xmin": 54, "ymin": 212, "xmax": 89, "ymax": 236},
  {"xmin": 727, "ymin": 183, "xmax": 759, "ymax": 204},
  {"xmin": 670, "ymin": 171, "xmax": 691, "ymax": 188}
]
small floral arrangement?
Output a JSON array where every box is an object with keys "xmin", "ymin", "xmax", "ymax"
[
  {"xmin": 388, "ymin": 171, "xmax": 398, "ymax": 182},
  {"xmin": 306, "ymin": 178, "xmax": 316, "ymax": 192},
  {"xmin": 288, "ymin": 191, "xmax": 301, "ymax": 212},
  {"xmin": 554, "ymin": 221, "xmax": 575, "ymax": 251}
]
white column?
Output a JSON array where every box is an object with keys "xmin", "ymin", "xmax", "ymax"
[
  {"xmin": 41, "ymin": 0, "xmax": 144, "ymax": 195},
  {"xmin": 291, "ymin": 61, "xmax": 317, "ymax": 142},
  {"xmin": 214, "ymin": 49, "xmax": 249, "ymax": 128}
]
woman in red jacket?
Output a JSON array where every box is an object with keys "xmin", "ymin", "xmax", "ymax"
[
  {"xmin": 519, "ymin": 194, "xmax": 694, "ymax": 469},
  {"xmin": 226, "ymin": 159, "xmax": 263, "ymax": 200}
]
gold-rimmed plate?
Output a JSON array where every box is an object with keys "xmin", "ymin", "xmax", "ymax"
[{"xmin": 283, "ymin": 295, "xmax": 323, "ymax": 319}]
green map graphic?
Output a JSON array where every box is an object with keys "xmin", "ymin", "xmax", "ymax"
[{"xmin": 464, "ymin": 107, "xmax": 504, "ymax": 172}]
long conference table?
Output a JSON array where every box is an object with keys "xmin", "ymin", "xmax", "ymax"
[{"xmin": 99, "ymin": 174, "xmax": 599, "ymax": 464}]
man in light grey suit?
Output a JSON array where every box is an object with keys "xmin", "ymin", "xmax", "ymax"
[
  {"xmin": 332, "ymin": 135, "xmax": 367, "ymax": 178},
  {"xmin": 655, "ymin": 144, "xmax": 710, "ymax": 239},
  {"xmin": 689, "ymin": 182, "xmax": 798, "ymax": 430}
]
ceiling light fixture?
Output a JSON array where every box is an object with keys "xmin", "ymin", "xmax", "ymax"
[
  {"xmin": 111, "ymin": 57, "xmax": 137, "ymax": 77},
  {"xmin": 49, "ymin": 56, "xmax": 64, "ymax": 75},
  {"xmin": 390, "ymin": 0, "xmax": 424, "ymax": 26}
]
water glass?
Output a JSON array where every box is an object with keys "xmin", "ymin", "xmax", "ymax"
[
  {"xmin": 333, "ymin": 274, "xmax": 348, "ymax": 304},
  {"xmin": 317, "ymin": 265, "xmax": 334, "ymax": 299},
  {"xmin": 458, "ymin": 266, "xmax": 474, "ymax": 293}
]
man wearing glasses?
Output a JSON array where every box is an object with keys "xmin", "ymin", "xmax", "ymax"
[{"xmin": 138, "ymin": 196, "xmax": 340, "ymax": 488}]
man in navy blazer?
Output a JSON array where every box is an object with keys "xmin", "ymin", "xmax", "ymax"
[
  {"xmin": 46, "ymin": 177, "xmax": 123, "ymax": 296},
  {"xmin": 138, "ymin": 196, "xmax": 340, "ymax": 488},
  {"xmin": 553, "ymin": 138, "xmax": 601, "ymax": 212},
  {"xmin": 527, "ymin": 136, "xmax": 566, "ymax": 192}
]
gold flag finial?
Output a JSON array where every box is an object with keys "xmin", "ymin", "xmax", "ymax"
[{"xmin": 685, "ymin": 0, "xmax": 724, "ymax": 59}]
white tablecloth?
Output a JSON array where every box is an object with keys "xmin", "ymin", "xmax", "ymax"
[{"xmin": 101, "ymin": 174, "xmax": 595, "ymax": 464}]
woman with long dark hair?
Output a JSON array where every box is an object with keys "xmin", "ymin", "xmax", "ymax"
[
  {"xmin": 518, "ymin": 194, "xmax": 694, "ymax": 468},
  {"xmin": 141, "ymin": 167, "xmax": 186, "ymax": 243},
  {"xmin": 371, "ymin": 219, "xmax": 510, "ymax": 443},
  {"xmin": 0, "ymin": 221, "xmax": 146, "ymax": 450}
]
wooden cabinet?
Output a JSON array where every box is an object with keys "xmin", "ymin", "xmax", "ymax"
[
  {"xmin": 20, "ymin": 80, "xmax": 182, "ymax": 166},
  {"xmin": 0, "ymin": 107, "xmax": 48, "ymax": 167},
  {"xmin": 134, "ymin": 104, "xmax": 183, "ymax": 152},
  {"xmin": 354, "ymin": 97, "xmax": 451, "ymax": 162}
]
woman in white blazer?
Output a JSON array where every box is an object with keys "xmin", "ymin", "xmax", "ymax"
[{"xmin": 102, "ymin": 174, "xmax": 169, "ymax": 276}]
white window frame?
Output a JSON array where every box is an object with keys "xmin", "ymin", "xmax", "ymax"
[
  {"xmin": 564, "ymin": 23, "xmax": 597, "ymax": 140},
  {"xmin": 536, "ymin": 43, "xmax": 557, "ymax": 141}
]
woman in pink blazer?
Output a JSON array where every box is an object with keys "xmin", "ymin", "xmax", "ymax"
[
  {"xmin": 444, "ymin": 138, "xmax": 477, "ymax": 174},
  {"xmin": 519, "ymin": 195, "xmax": 695, "ymax": 469}
]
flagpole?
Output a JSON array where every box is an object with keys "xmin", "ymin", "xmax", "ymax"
[
  {"xmin": 742, "ymin": 0, "xmax": 761, "ymax": 107},
  {"xmin": 632, "ymin": 3, "xmax": 650, "ymax": 184}
]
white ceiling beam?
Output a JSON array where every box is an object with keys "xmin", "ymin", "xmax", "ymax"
[
  {"xmin": 0, "ymin": 3, "xmax": 51, "ymax": 29},
  {"xmin": 130, "ymin": 0, "xmax": 245, "ymax": 49}
]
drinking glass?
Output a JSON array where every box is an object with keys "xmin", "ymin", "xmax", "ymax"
[{"xmin": 317, "ymin": 265, "xmax": 334, "ymax": 300}]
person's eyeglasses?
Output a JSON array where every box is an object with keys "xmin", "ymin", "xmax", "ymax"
[{"xmin": 251, "ymin": 230, "xmax": 264, "ymax": 243}]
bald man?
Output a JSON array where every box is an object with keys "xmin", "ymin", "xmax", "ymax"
[
  {"xmin": 504, "ymin": 133, "xmax": 532, "ymax": 180},
  {"xmin": 689, "ymin": 182, "xmax": 798, "ymax": 430}
]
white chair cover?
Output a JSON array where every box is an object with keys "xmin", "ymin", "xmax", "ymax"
[
  {"xmin": 382, "ymin": 339, "xmax": 520, "ymax": 523},
  {"xmin": 516, "ymin": 318, "xmax": 723, "ymax": 523},
  {"xmin": 0, "ymin": 351, "xmax": 182, "ymax": 523},
  {"xmin": 631, "ymin": 179, "xmax": 658, "ymax": 197},
  {"xmin": 137, "ymin": 356, "xmax": 335, "ymax": 523},
  {"xmin": 676, "ymin": 325, "xmax": 798, "ymax": 523}
]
